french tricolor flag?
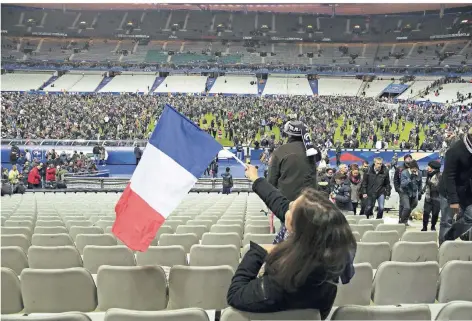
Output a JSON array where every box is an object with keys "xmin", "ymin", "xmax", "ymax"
[{"xmin": 112, "ymin": 104, "xmax": 223, "ymax": 251}]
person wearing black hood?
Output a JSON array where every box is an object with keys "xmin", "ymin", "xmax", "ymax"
[
  {"xmin": 439, "ymin": 131, "xmax": 472, "ymax": 244},
  {"xmin": 394, "ymin": 153, "xmax": 413, "ymax": 220},
  {"xmin": 422, "ymin": 160, "xmax": 442, "ymax": 231}
]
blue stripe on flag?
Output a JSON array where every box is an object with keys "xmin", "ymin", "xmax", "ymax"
[{"xmin": 149, "ymin": 104, "xmax": 222, "ymax": 178}]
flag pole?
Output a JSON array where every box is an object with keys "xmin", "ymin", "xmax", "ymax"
[{"xmin": 231, "ymin": 153, "xmax": 247, "ymax": 168}]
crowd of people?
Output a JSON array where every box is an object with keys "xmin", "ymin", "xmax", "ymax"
[{"xmin": 2, "ymin": 93, "xmax": 471, "ymax": 152}]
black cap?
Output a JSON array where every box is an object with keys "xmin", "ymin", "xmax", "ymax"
[
  {"xmin": 404, "ymin": 154, "xmax": 413, "ymax": 160},
  {"xmin": 428, "ymin": 160, "xmax": 441, "ymax": 170}
]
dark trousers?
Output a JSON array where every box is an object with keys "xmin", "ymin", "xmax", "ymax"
[
  {"xmin": 359, "ymin": 198, "xmax": 368, "ymax": 216},
  {"xmin": 400, "ymin": 193, "xmax": 418, "ymax": 224},
  {"xmin": 423, "ymin": 198, "xmax": 440, "ymax": 230},
  {"xmin": 136, "ymin": 158, "xmax": 141, "ymax": 165},
  {"xmin": 222, "ymin": 187, "xmax": 231, "ymax": 195},
  {"xmin": 352, "ymin": 202, "xmax": 358, "ymax": 215}
]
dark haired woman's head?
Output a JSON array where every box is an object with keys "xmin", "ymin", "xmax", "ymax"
[{"xmin": 265, "ymin": 188, "xmax": 356, "ymax": 292}]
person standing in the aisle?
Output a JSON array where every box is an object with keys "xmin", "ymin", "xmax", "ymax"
[
  {"xmin": 399, "ymin": 160, "xmax": 422, "ymax": 225},
  {"xmin": 361, "ymin": 157, "xmax": 391, "ymax": 219},
  {"xmin": 422, "ymin": 160, "xmax": 442, "ymax": 231},
  {"xmin": 394, "ymin": 154, "xmax": 413, "ymax": 221}
]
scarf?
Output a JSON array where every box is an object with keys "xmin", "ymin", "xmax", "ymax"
[{"xmin": 349, "ymin": 174, "xmax": 361, "ymax": 185}]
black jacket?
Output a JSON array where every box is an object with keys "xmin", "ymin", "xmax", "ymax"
[
  {"xmin": 267, "ymin": 137, "xmax": 317, "ymax": 201},
  {"xmin": 361, "ymin": 164, "xmax": 391, "ymax": 198},
  {"xmin": 134, "ymin": 147, "xmax": 142, "ymax": 159},
  {"xmin": 439, "ymin": 136, "xmax": 472, "ymax": 208},
  {"xmin": 227, "ymin": 178, "xmax": 355, "ymax": 320},
  {"xmin": 393, "ymin": 164, "xmax": 408, "ymax": 193}
]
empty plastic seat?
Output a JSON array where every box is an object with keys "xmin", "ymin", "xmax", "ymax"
[
  {"xmin": 346, "ymin": 217, "xmax": 357, "ymax": 225},
  {"xmin": 104, "ymin": 307, "xmax": 210, "ymax": 321},
  {"xmin": 34, "ymin": 226, "xmax": 68, "ymax": 234},
  {"xmin": 151, "ymin": 225, "xmax": 174, "ymax": 245},
  {"xmin": 354, "ymin": 242, "xmax": 391, "ymax": 269},
  {"xmin": 1, "ymin": 234, "xmax": 31, "ymax": 252},
  {"xmin": 402, "ymin": 230, "xmax": 437, "ymax": 242},
  {"xmin": 1, "ymin": 267, "xmax": 23, "ymax": 314},
  {"xmin": 159, "ymin": 233, "xmax": 199, "ymax": 253},
  {"xmin": 163, "ymin": 220, "xmax": 183, "ymax": 231},
  {"xmin": 28, "ymin": 246, "xmax": 83, "ymax": 269},
  {"xmin": 66, "ymin": 220, "xmax": 92, "ymax": 229},
  {"xmin": 352, "ymin": 231, "xmax": 361, "ymax": 242},
  {"xmin": 1, "ymin": 226, "xmax": 32, "ymax": 240},
  {"xmin": 168, "ymin": 265, "xmax": 234, "ymax": 309},
  {"xmin": 201, "ymin": 232, "xmax": 241, "ymax": 249},
  {"xmin": 331, "ymin": 305, "xmax": 431, "ymax": 320},
  {"xmin": 358, "ymin": 219, "xmax": 384, "ymax": 230},
  {"xmin": 64, "ymin": 216, "xmax": 88, "ymax": 222},
  {"xmin": 242, "ymin": 233, "xmax": 276, "ymax": 246},
  {"xmin": 220, "ymin": 307, "xmax": 321, "ymax": 321},
  {"xmin": 95, "ymin": 220, "xmax": 114, "ymax": 230},
  {"xmin": 69, "ymin": 226, "xmax": 104, "ymax": 241},
  {"xmin": 20, "ymin": 267, "xmax": 98, "ymax": 313},
  {"xmin": 391, "ymin": 241, "xmax": 439, "ymax": 262},
  {"xmin": 438, "ymin": 241, "xmax": 472, "ymax": 268},
  {"xmin": 372, "ymin": 261, "xmax": 440, "ymax": 305},
  {"xmin": 218, "ymin": 219, "xmax": 243, "ymax": 227},
  {"xmin": 244, "ymin": 225, "xmax": 270, "ymax": 234},
  {"xmin": 32, "ymin": 233, "xmax": 74, "ymax": 247},
  {"xmin": 349, "ymin": 224, "xmax": 375, "ymax": 237},
  {"xmin": 211, "ymin": 224, "xmax": 243, "ymax": 238},
  {"xmin": 187, "ymin": 220, "xmax": 213, "ymax": 230},
  {"xmin": 437, "ymin": 261, "xmax": 472, "ymax": 303},
  {"xmin": 376, "ymin": 224, "xmax": 406, "ymax": 236},
  {"xmin": 1, "ymin": 312, "xmax": 92, "ymax": 321},
  {"xmin": 1, "ymin": 246, "xmax": 28, "ymax": 275},
  {"xmin": 176, "ymin": 225, "xmax": 208, "ymax": 239},
  {"xmin": 361, "ymin": 230, "xmax": 399, "ymax": 248},
  {"xmin": 76, "ymin": 234, "xmax": 117, "ymax": 254},
  {"xmin": 37, "ymin": 220, "xmax": 65, "ymax": 227},
  {"xmin": 83, "ymin": 245, "xmax": 136, "ymax": 273},
  {"xmin": 333, "ymin": 263, "xmax": 373, "ymax": 306},
  {"xmin": 189, "ymin": 245, "xmax": 239, "ymax": 271},
  {"xmin": 97, "ymin": 266, "xmax": 167, "ymax": 311},
  {"xmin": 435, "ymin": 301, "xmax": 472, "ymax": 320},
  {"xmin": 5, "ymin": 220, "xmax": 34, "ymax": 230},
  {"xmin": 136, "ymin": 245, "xmax": 187, "ymax": 267},
  {"xmin": 197, "ymin": 216, "xmax": 220, "ymax": 224}
]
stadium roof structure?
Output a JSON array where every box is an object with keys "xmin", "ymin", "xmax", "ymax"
[{"xmin": 11, "ymin": 3, "xmax": 472, "ymax": 15}]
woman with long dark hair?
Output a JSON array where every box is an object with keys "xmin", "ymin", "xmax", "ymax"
[{"xmin": 227, "ymin": 165, "xmax": 357, "ymax": 319}]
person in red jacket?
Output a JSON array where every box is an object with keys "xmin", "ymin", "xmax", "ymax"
[
  {"xmin": 27, "ymin": 164, "xmax": 42, "ymax": 189},
  {"xmin": 46, "ymin": 164, "xmax": 56, "ymax": 183}
]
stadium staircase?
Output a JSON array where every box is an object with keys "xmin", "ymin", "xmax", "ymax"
[
  {"xmin": 94, "ymin": 76, "xmax": 113, "ymax": 92},
  {"xmin": 38, "ymin": 75, "xmax": 58, "ymax": 90},
  {"xmin": 257, "ymin": 79, "xmax": 267, "ymax": 95},
  {"xmin": 308, "ymin": 78, "xmax": 319, "ymax": 95},
  {"xmin": 150, "ymin": 77, "xmax": 165, "ymax": 92},
  {"xmin": 205, "ymin": 77, "xmax": 216, "ymax": 93},
  {"xmin": 357, "ymin": 80, "xmax": 368, "ymax": 97}
]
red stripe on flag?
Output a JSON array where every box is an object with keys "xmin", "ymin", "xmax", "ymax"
[{"xmin": 112, "ymin": 184, "xmax": 166, "ymax": 252}]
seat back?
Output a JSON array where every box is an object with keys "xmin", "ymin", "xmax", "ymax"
[
  {"xmin": 201, "ymin": 232, "xmax": 241, "ymax": 248},
  {"xmin": 349, "ymin": 224, "xmax": 374, "ymax": 237},
  {"xmin": 103, "ymin": 307, "xmax": 210, "ymax": 321},
  {"xmin": 152, "ymin": 225, "xmax": 174, "ymax": 245},
  {"xmin": 158, "ymin": 233, "xmax": 199, "ymax": 253},
  {"xmin": 354, "ymin": 242, "xmax": 391, "ymax": 269},
  {"xmin": 32, "ymin": 233, "xmax": 74, "ymax": 247},
  {"xmin": 402, "ymin": 231, "xmax": 437, "ymax": 242},
  {"xmin": 34, "ymin": 226, "xmax": 68, "ymax": 234},
  {"xmin": 438, "ymin": 241, "xmax": 472, "ymax": 268},
  {"xmin": 244, "ymin": 225, "xmax": 270, "ymax": 234},
  {"xmin": 242, "ymin": 233, "xmax": 276, "ymax": 246},
  {"xmin": 1, "ymin": 312, "xmax": 93, "ymax": 321},
  {"xmin": 37, "ymin": 220, "xmax": 65, "ymax": 227},
  {"xmin": 333, "ymin": 263, "xmax": 373, "ymax": 306},
  {"xmin": 168, "ymin": 265, "xmax": 234, "ymax": 309},
  {"xmin": 361, "ymin": 230, "xmax": 399, "ymax": 248},
  {"xmin": 211, "ymin": 225, "xmax": 243, "ymax": 238},
  {"xmin": 95, "ymin": 220, "xmax": 114, "ymax": 230},
  {"xmin": 372, "ymin": 261, "xmax": 439, "ymax": 305},
  {"xmin": 136, "ymin": 245, "xmax": 187, "ymax": 267},
  {"xmin": 435, "ymin": 301, "xmax": 472, "ymax": 320},
  {"xmin": 28, "ymin": 246, "xmax": 83, "ymax": 269},
  {"xmin": 358, "ymin": 219, "xmax": 384, "ymax": 229},
  {"xmin": 376, "ymin": 224, "xmax": 406, "ymax": 237},
  {"xmin": 76, "ymin": 234, "xmax": 117, "ymax": 254},
  {"xmin": 1, "ymin": 234, "xmax": 31, "ymax": 253},
  {"xmin": 187, "ymin": 220, "xmax": 213, "ymax": 230},
  {"xmin": 162, "ymin": 220, "xmax": 183, "ymax": 231},
  {"xmin": 189, "ymin": 245, "xmax": 239, "ymax": 271},
  {"xmin": 331, "ymin": 305, "xmax": 431, "ymax": 320},
  {"xmin": 1, "ymin": 246, "xmax": 29, "ymax": 275},
  {"xmin": 220, "ymin": 307, "xmax": 321, "ymax": 321},
  {"xmin": 69, "ymin": 226, "xmax": 104, "ymax": 241},
  {"xmin": 391, "ymin": 241, "xmax": 439, "ymax": 262},
  {"xmin": 20, "ymin": 267, "xmax": 97, "ymax": 313},
  {"xmin": 1, "ymin": 267, "xmax": 23, "ymax": 314},
  {"xmin": 83, "ymin": 245, "xmax": 136, "ymax": 274},
  {"xmin": 97, "ymin": 266, "xmax": 167, "ymax": 311},
  {"xmin": 5, "ymin": 220, "xmax": 34, "ymax": 230},
  {"xmin": 437, "ymin": 261, "xmax": 472, "ymax": 303},
  {"xmin": 1, "ymin": 226, "xmax": 32, "ymax": 240},
  {"xmin": 175, "ymin": 225, "xmax": 208, "ymax": 239}
]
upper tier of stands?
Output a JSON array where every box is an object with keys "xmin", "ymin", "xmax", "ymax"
[
  {"xmin": 262, "ymin": 76, "xmax": 314, "ymax": 96},
  {"xmin": 154, "ymin": 75, "xmax": 207, "ymax": 94}
]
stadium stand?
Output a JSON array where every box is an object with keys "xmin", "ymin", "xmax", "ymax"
[
  {"xmin": 262, "ymin": 76, "xmax": 313, "ymax": 96},
  {"xmin": 1, "ymin": 72, "xmax": 55, "ymax": 91},
  {"xmin": 209, "ymin": 76, "xmax": 259, "ymax": 95},
  {"xmin": 318, "ymin": 77, "xmax": 364, "ymax": 96},
  {"xmin": 154, "ymin": 75, "xmax": 208, "ymax": 94},
  {"xmin": 98, "ymin": 74, "xmax": 156, "ymax": 93}
]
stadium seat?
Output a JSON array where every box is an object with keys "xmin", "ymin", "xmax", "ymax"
[
  {"xmin": 372, "ymin": 261, "xmax": 440, "ymax": 305},
  {"xmin": 435, "ymin": 301, "xmax": 472, "ymax": 320},
  {"xmin": 20, "ymin": 267, "xmax": 97, "ymax": 313},
  {"xmin": 211, "ymin": 224, "xmax": 243, "ymax": 238},
  {"xmin": 437, "ymin": 261, "xmax": 472, "ymax": 303},
  {"xmin": 37, "ymin": 220, "xmax": 66, "ymax": 227},
  {"xmin": 97, "ymin": 266, "xmax": 167, "ymax": 311},
  {"xmin": 69, "ymin": 226, "xmax": 104, "ymax": 241},
  {"xmin": 83, "ymin": 245, "xmax": 136, "ymax": 273},
  {"xmin": 354, "ymin": 242, "xmax": 391, "ymax": 269},
  {"xmin": 351, "ymin": 231, "xmax": 361, "ymax": 242},
  {"xmin": 151, "ymin": 225, "xmax": 174, "ymax": 244},
  {"xmin": 401, "ymin": 231, "xmax": 438, "ymax": 242},
  {"xmin": 66, "ymin": 220, "xmax": 92, "ymax": 229},
  {"xmin": 1, "ymin": 267, "xmax": 23, "ymax": 314},
  {"xmin": 163, "ymin": 220, "xmax": 184, "ymax": 231},
  {"xmin": 104, "ymin": 307, "xmax": 210, "ymax": 321},
  {"xmin": 242, "ymin": 233, "xmax": 276, "ymax": 246},
  {"xmin": 159, "ymin": 233, "xmax": 199, "ymax": 253},
  {"xmin": 187, "ymin": 220, "xmax": 213, "ymax": 230},
  {"xmin": 331, "ymin": 305, "xmax": 431, "ymax": 320},
  {"xmin": 218, "ymin": 219, "xmax": 244, "ymax": 228},
  {"xmin": 176, "ymin": 225, "xmax": 208, "ymax": 239},
  {"xmin": 28, "ymin": 246, "xmax": 83, "ymax": 269},
  {"xmin": 361, "ymin": 230, "xmax": 400, "ymax": 248},
  {"xmin": 391, "ymin": 241, "xmax": 439, "ymax": 262},
  {"xmin": 1, "ymin": 234, "xmax": 31, "ymax": 252},
  {"xmin": 1, "ymin": 246, "xmax": 29, "ymax": 275},
  {"xmin": 32, "ymin": 233, "xmax": 74, "ymax": 247},
  {"xmin": 201, "ymin": 232, "xmax": 241, "ymax": 249},
  {"xmin": 349, "ymin": 224, "xmax": 374, "ymax": 237},
  {"xmin": 244, "ymin": 225, "xmax": 270, "ymax": 234},
  {"xmin": 376, "ymin": 224, "xmax": 407, "ymax": 236},
  {"xmin": 168, "ymin": 265, "xmax": 234, "ymax": 309},
  {"xmin": 220, "ymin": 307, "xmax": 321, "ymax": 321},
  {"xmin": 333, "ymin": 263, "xmax": 373, "ymax": 306},
  {"xmin": 95, "ymin": 220, "xmax": 114, "ymax": 230},
  {"xmin": 76, "ymin": 234, "xmax": 117, "ymax": 254},
  {"xmin": 172, "ymin": 215, "xmax": 194, "ymax": 223},
  {"xmin": 34, "ymin": 226, "xmax": 68, "ymax": 234},
  {"xmin": 1, "ymin": 226, "xmax": 32, "ymax": 240},
  {"xmin": 189, "ymin": 245, "xmax": 239, "ymax": 271},
  {"xmin": 136, "ymin": 245, "xmax": 187, "ymax": 267},
  {"xmin": 346, "ymin": 217, "xmax": 357, "ymax": 224},
  {"xmin": 358, "ymin": 218, "xmax": 384, "ymax": 229},
  {"xmin": 438, "ymin": 241, "xmax": 472, "ymax": 268},
  {"xmin": 1, "ymin": 313, "xmax": 92, "ymax": 321},
  {"xmin": 5, "ymin": 220, "xmax": 34, "ymax": 230}
]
